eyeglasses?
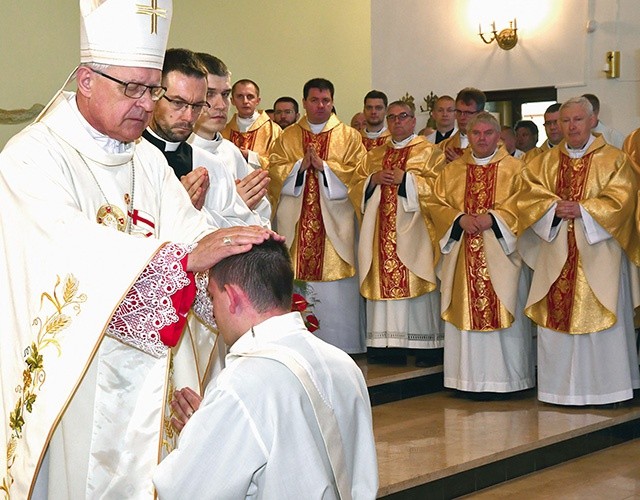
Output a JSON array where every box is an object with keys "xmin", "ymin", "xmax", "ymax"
[
  {"xmin": 92, "ymin": 69, "xmax": 166, "ymax": 101},
  {"xmin": 386, "ymin": 112, "xmax": 413, "ymax": 122},
  {"xmin": 162, "ymin": 95, "xmax": 211, "ymax": 114},
  {"xmin": 274, "ymin": 109, "xmax": 296, "ymax": 116},
  {"xmin": 455, "ymin": 109, "xmax": 479, "ymax": 117}
]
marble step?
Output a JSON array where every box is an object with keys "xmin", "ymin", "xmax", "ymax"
[
  {"xmin": 354, "ymin": 353, "xmax": 445, "ymax": 406},
  {"xmin": 372, "ymin": 389, "xmax": 640, "ymax": 499},
  {"xmin": 461, "ymin": 437, "xmax": 640, "ymax": 499}
]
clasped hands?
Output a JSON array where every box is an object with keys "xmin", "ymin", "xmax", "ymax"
[
  {"xmin": 371, "ymin": 167, "xmax": 404, "ymax": 186},
  {"xmin": 459, "ymin": 213, "xmax": 493, "ymax": 236},
  {"xmin": 300, "ymin": 145, "xmax": 324, "ymax": 172},
  {"xmin": 555, "ymin": 200, "xmax": 581, "ymax": 219}
]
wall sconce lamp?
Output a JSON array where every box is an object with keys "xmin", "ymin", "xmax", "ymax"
[{"xmin": 478, "ymin": 19, "xmax": 518, "ymax": 50}]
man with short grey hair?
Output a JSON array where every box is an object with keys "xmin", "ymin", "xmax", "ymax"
[
  {"xmin": 429, "ymin": 111, "xmax": 534, "ymax": 395},
  {"xmin": 519, "ymin": 96, "xmax": 640, "ymax": 406}
]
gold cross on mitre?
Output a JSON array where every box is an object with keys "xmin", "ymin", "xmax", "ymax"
[{"xmin": 136, "ymin": 0, "xmax": 167, "ymax": 34}]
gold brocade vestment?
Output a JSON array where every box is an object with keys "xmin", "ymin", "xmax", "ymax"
[
  {"xmin": 268, "ymin": 115, "xmax": 366, "ymax": 281},
  {"xmin": 360, "ymin": 129, "xmax": 391, "ymax": 152},
  {"xmin": 518, "ymin": 135, "xmax": 640, "ymax": 334},
  {"xmin": 222, "ymin": 110, "xmax": 281, "ymax": 168},
  {"xmin": 349, "ymin": 136, "xmax": 444, "ymax": 300},
  {"xmin": 428, "ymin": 147, "xmax": 521, "ymax": 331}
]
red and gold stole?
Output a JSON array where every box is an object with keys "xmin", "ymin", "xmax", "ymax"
[
  {"xmin": 229, "ymin": 129, "xmax": 258, "ymax": 151},
  {"xmin": 546, "ymin": 152, "xmax": 593, "ymax": 331},
  {"xmin": 296, "ymin": 129, "xmax": 332, "ymax": 280},
  {"xmin": 362, "ymin": 136, "xmax": 387, "ymax": 152},
  {"xmin": 378, "ymin": 145, "xmax": 412, "ymax": 298},
  {"xmin": 464, "ymin": 162, "xmax": 501, "ymax": 330}
]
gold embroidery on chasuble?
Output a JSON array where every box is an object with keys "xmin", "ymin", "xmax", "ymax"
[
  {"xmin": 2, "ymin": 275, "xmax": 87, "ymax": 496},
  {"xmin": 546, "ymin": 153, "xmax": 592, "ymax": 332},
  {"xmin": 295, "ymin": 129, "xmax": 332, "ymax": 280},
  {"xmin": 378, "ymin": 146, "xmax": 411, "ymax": 298},
  {"xmin": 229, "ymin": 129, "xmax": 258, "ymax": 151},
  {"xmin": 464, "ymin": 163, "xmax": 501, "ymax": 331},
  {"xmin": 363, "ymin": 136, "xmax": 387, "ymax": 152},
  {"xmin": 161, "ymin": 353, "xmax": 177, "ymax": 455}
]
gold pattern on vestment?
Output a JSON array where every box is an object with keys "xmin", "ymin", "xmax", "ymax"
[
  {"xmin": 296, "ymin": 129, "xmax": 331, "ymax": 280},
  {"xmin": 136, "ymin": 0, "xmax": 167, "ymax": 34},
  {"xmin": 229, "ymin": 129, "xmax": 258, "ymax": 152},
  {"xmin": 464, "ymin": 163, "xmax": 501, "ymax": 330},
  {"xmin": 378, "ymin": 146, "xmax": 411, "ymax": 298},
  {"xmin": 161, "ymin": 353, "xmax": 177, "ymax": 455},
  {"xmin": 545, "ymin": 154, "xmax": 592, "ymax": 331},
  {"xmin": 519, "ymin": 137, "xmax": 636, "ymax": 333},
  {"xmin": 362, "ymin": 136, "xmax": 388, "ymax": 152},
  {"xmin": 1, "ymin": 275, "xmax": 86, "ymax": 497}
]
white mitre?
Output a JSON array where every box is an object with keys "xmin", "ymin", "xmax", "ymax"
[{"xmin": 80, "ymin": 0, "xmax": 172, "ymax": 69}]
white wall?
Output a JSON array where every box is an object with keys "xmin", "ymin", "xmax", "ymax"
[
  {"xmin": 371, "ymin": 0, "xmax": 640, "ymax": 136},
  {"xmin": 0, "ymin": 1, "xmax": 372, "ymax": 148}
]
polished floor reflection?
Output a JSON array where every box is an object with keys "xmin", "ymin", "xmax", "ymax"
[
  {"xmin": 362, "ymin": 358, "xmax": 640, "ymax": 498},
  {"xmin": 464, "ymin": 438, "xmax": 640, "ymax": 499}
]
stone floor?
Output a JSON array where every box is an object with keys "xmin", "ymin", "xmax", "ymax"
[
  {"xmin": 463, "ymin": 438, "xmax": 640, "ymax": 499},
  {"xmin": 355, "ymin": 354, "xmax": 640, "ymax": 499}
]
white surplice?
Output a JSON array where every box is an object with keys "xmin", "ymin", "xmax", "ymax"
[
  {"xmin": 189, "ymin": 132, "xmax": 272, "ymax": 226},
  {"xmin": 154, "ymin": 312, "xmax": 378, "ymax": 499}
]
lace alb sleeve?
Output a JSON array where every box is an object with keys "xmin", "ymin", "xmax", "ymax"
[
  {"xmin": 191, "ymin": 271, "xmax": 217, "ymax": 331},
  {"xmin": 106, "ymin": 242, "xmax": 195, "ymax": 358}
]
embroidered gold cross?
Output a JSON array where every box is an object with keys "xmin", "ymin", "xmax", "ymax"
[{"xmin": 136, "ymin": 0, "xmax": 167, "ymax": 34}]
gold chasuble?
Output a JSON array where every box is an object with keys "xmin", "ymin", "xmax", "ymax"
[
  {"xmin": 269, "ymin": 115, "xmax": 366, "ymax": 281},
  {"xmin": 222, "ymin": 110, "xmax": 281, "ymax": 168},
  {"xmin": 623, "ymin": 127, "xmax": 640, "ymax": 178},
  {"xmin": 522, "ymin": 140, "xmax": 553, "ymax": 164},
  {"xmin": 519, "ymin": 135, "xmax": 640, "ymax": 334},
  {"xmin": 429, "ymin": 147, "xmax": 521, "ymax": 331},
  {"xmin": 438, "ymin": 130, "xmax": 465, "ymax": 157},
  {"xmin": 350, "ymin": 136, "xmax": 445, "ymax": 300},
  {"xmin": 360, "ymin": 129, "xmax": 391, "ymax": 152}
]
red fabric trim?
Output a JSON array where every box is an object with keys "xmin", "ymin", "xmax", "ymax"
[{"xmin": 159, "ymin": 256, "xmax": 196, "ymax": 347}]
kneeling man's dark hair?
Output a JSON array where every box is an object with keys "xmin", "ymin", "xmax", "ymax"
[{"xmin": 210, "ymin": 238, "xmax": 293, "ymax": 313}]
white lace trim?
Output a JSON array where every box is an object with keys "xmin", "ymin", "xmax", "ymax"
[
  {"xmin": 107, "ymin": 243, "xmax": 195, "ymax": 358},
  {"xmin": 192, "ymin": 271, "xmax": 217, "ymax": 331}
]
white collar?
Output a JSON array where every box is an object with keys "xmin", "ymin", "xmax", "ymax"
[
  {"xmin": 391, "ymin": 134, "xmax": 416, "ymax": 149},
  {"xmin": 364, "ymin": 126, "xmax": 387, "ymax": 139},
  {"xmin": 308, "ymin": 120, "xmax": 328, "ymax": 134},
  {"xmin": 145, "ymin": 127, "xmax": 181, "ymax": 151},
  {"xmin": 471, "ymin": 148, "xmax": 498, "ymax": 165},
  {"xmin": 564, "ymin": 134, "xmax": 596, "ymax": 158},
  {"xmin": 229, "ymin": 312, "xmax": 307, "ymax": 354},
  {"xmin": 70, "ymin": 97, "xmax": 131, "ymax": 154}
]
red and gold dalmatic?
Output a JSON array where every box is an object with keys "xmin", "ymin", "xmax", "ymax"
[
  {"xmin": 221, "ymin": 110, "xmax": 281, "ymax": 168},
  {"xmin": 428, "ymin": 147, "xmax": 521, "ymax": 332},
  {"xmin": 519, "ymin": 135, "xmax": 640, "ymax": 334},
  {"xmin": 360, "ymin": 129, "xmax": 391, "ymax": 152},
  {"xmin": 350, "ymin": 136, "xmax": 445, "ymax": 301},
  {"xmin": 268, "ymin": 115, "xmax": 367, "ymax": 282}
]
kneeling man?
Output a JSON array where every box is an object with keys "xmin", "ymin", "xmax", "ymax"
[{"xmin": 154, "ymin": 238, "xmax": 378, "ymax": 499}]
